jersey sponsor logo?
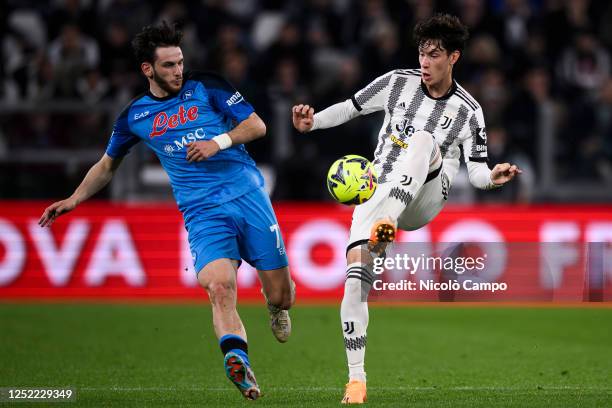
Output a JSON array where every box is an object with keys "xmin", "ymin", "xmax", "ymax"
[
  {"xmin": 395, "ymin": 119, "xmax": 415, "ymax": 139},
  {"xmin": 477, "ymin": 127, "xmax": 487, "ymax": 143},
  {"xmin": 391, "ymin": 135, "xmax": 409, "ymax": 149},
  {"xmin": 149, "ymin": 105, "xmax": 199, "ymax": 138},
  {"xmin": 226, "ymin": 91, "xmax": 244, "ymax": 106},
  {"xmin": 134, "ymin": 111, "xmax": 150, "ymax": 120},
  {"xmin": 172, "ymin": 127, "xmax": 206, "ymax": 150}
]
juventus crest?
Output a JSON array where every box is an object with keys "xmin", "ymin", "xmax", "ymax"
[{"xmin": 440, "ymin": 115, "xmax": 453, "ymax": 129}]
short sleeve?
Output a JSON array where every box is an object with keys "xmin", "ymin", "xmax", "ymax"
[
  {"xmin": 461, "ymin": 107, "xmax": 488, "ymax": 163},
  {"xmin": 106, "ymin": 108, "xmax": 140, "ymax": 158},
  {"xmin": 200, "ymin": 74, "xmax": 254, "ymax": 123},
  {"xmin": 351, "ymin": 71, "xmax": 394, "ymax": 115}
]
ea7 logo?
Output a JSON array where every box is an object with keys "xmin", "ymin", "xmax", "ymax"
[
  {"xmin": 226, "ymin": 92, "xmax": 244, "ymax": 106},
  {"xmin": 134, "ymin": 111, "xmax": 150, "ymax": 120}
]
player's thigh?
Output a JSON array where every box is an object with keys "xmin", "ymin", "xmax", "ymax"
[
  {"xmin": 186, "ymin": 208, "xmax": 241, "ymax": 277},
  {"xmin": 236, "ymin": 187, "xmax": 289, "ymax": 271},
  {"xmin": 397, "ymin": 170, "xmax": 448, "ymax": 231}
]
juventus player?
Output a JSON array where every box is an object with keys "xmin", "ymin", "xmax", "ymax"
[{"xmin": 292, "ymin": 14, "xmax": 520, "ymax": 404}]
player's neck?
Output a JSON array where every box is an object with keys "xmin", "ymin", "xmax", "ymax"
[
  {"xmin": 149, "ymin": 83, "xmax": 170, "ymax": 98},
  {"xmin": 426, "ymin": 75, "xmax": 454, "ymax": 98}
]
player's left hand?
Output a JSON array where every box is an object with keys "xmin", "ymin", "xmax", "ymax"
[
  {"xmin": 491, "ymin": 163, "xmax": 522, "ymax": 185},
  {"xmin": 186, "ymin": 141, "xmax": 220, "ymax": 162}
]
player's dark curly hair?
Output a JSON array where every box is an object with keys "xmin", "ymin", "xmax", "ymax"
[
  {"xmin": 413, "ymin": 14, "xmax": 469, "ymax": 54},
  {"xmin": 132, "ymin": 21, "xmax": 183, "ymax": 64}
]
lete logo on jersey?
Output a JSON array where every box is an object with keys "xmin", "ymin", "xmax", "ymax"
[{"xmin": 149, "ymin": 105, "xmax": 199, "ymax": 138}]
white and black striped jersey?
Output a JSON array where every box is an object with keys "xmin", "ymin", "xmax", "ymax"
[{"xmin": 351, "ymin": 68, "xmax": 487, "ymax": 186}]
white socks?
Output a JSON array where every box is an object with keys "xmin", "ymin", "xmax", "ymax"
[
  {"xmin": 339, "ymin": 131, "xmax": 436, "ymax": 383},
  {"xmin": 341, "ymin": 263, "xmax": 372, "ymax": 382}
]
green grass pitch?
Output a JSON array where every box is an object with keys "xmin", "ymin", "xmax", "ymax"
[{"xmin": 0, "ymin": 303, "xmax": 610, "ymax": 407}]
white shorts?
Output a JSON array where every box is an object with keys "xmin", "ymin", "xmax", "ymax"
[{"xmin": 347, "ymin": 159, "xmax": 449, "ymax": 249}]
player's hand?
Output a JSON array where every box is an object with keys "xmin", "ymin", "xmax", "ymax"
[
  {"xmin": 38, "ymin": 198, "xmax": 78, "ymax": 227},
  {"xmin": 490, "ymin": 163, "xmax": 522, "ymax": 185},
  {"xmin": 186, "ymin": 140, "xmax": 220, "ymax": 162},
  {"xmin": 292, "ymin": 104, "xmax": 315, "ymax": 133}
]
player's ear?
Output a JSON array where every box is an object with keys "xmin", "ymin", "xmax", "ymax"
[
  {"xmin": 141, "ymin": 62, "xmax": 153, "ymax": 78},
  {"xmin": 449, "ymin": 50, "xmax": 460, "ymax": 66}
]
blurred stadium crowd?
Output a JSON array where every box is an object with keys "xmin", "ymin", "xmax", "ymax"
[{"xmin": 1, "ymin": 0, "xmax": 611, "ymax": 202}]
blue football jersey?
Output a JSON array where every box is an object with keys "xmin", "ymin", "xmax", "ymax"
[{"xmin": 106, "ymin": 72, "xmax": 265, "ymax": 217}]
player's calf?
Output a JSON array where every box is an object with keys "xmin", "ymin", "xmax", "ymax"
[
  {"xmin": 259, "ymin": 267, "xmax": 295, "ymax": 343},
  {"xmin": 261, "ymin": 280, "xmax": 295, "ymax": 343}
]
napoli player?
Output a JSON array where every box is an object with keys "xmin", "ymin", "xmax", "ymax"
[{"xmin": 38, "ymin": 22, "xmax": 294, "ymax": 400}]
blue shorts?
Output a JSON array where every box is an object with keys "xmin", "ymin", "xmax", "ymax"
[{"xmin": 185, "ymin": 187, "xmax": 288, "ymax": 274}]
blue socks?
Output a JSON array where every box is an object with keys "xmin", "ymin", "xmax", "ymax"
[{"xmin": 220, "ymin": 334, "xmax": 250, "ymax": 367}]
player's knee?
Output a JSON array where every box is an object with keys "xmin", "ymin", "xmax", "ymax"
[
  {"xmin": 205, "ymin": 280, "xmax": 236, "ymax": 303},
  {"xmin": 412, "ymin": 129, "xmax": 434, "ymax": 148},
  {"xmin": 346, "ymin": 245, "xmax": 377, "ymax": 265},
  {"xmin": 412, "ymin": 129, "xmax": 433, "ymax": 141}
]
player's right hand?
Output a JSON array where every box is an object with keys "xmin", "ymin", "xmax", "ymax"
[
  {"xmin": 292, "ymin": 104, "xmax": 314, "ymax": 133},
  {"xmin": 39, "ymin": 198, "xmax": 78, "ymax": 227}
]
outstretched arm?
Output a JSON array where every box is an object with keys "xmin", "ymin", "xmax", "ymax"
[
  {"xmin": 39, "ymin": 154, "xmax": 123, "ymax": 227},
  {"xmin": 186, "ymin": 112, "xmax": 266, "ymax": 162},
  {"xmin": 467, "ymin": 161, "xmax": 521, "ymax": 189},
  {"xmin": 292, "ymin": 99, "xmax": 360, "ymax": 133},
  {"xmin": 293, "ymin": 71, "xmax": 394, "ymax": 133}
]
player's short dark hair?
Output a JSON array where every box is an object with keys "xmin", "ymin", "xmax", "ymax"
[
  {"xmin": 414, "ymin": 14, "xmax": 469, "ymax": 54},
  {"xmin": 132, "ymin": 21, "xmax": 183, "ymax": 64}
]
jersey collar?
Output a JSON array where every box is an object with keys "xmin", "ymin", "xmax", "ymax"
[{"xmin": 146, "ymin": 89, "xmax": 181, "ymax": 101}]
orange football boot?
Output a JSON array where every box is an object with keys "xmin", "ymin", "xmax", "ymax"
[
  {"xmin": 341, "ymin": 380, "xmax": 367, "ymax": 404},
  {"xmin": 368, "ymin": 218, "xmax": 396, "ymax": 255}
]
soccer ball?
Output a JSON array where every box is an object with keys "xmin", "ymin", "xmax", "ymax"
[{"xmin": 326, "ymin": 155, "xmax": 377, "ymax": 205}]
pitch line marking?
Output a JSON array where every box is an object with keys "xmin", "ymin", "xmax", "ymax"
[{"xmin": 79, "ymin": 386, "xmax": 612, "ymax": 392}]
